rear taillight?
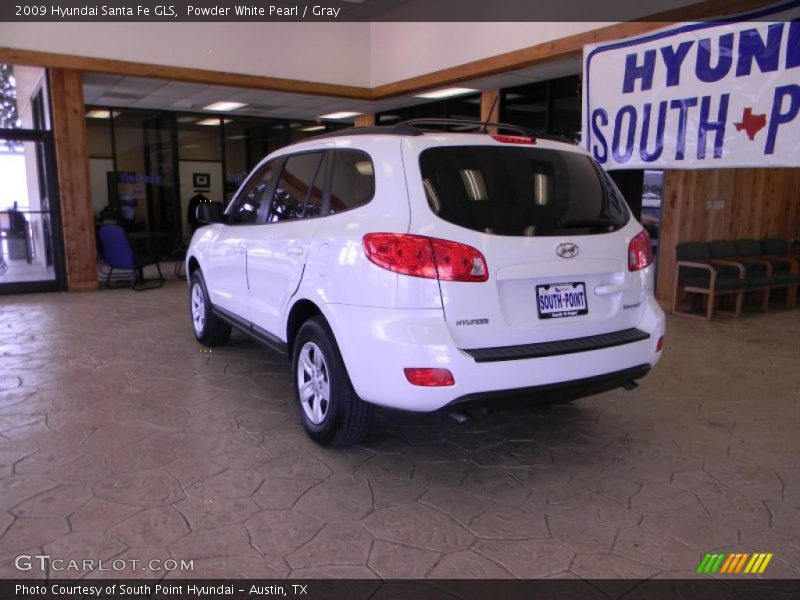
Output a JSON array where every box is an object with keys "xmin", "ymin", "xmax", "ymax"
[
  {"xmin": 491, "ymin": 134, "xmax": 535, "ymax": 145},
  {"xmin": 656, "ymin": 335, "xmax": 664, "ymax": 352},
  {"xmin": 628, "ymin": 229, "xmax": 654, "ymax": 272},
  {"xmin": 363, "ymin": 233, "xmax": 488, "ymax": 282},
  {"xmin": 404, "ymin": 368, "xmax": 455, "ymax": 387}
]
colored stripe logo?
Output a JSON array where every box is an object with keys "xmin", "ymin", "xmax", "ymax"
[{"xmin": 697, "ymin": 552, "xmax": 773, "ymax": 574}]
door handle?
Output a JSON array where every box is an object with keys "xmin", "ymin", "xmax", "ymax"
[
  {"xmin": 288, "ymin": 246, "xmax": 305, "ymax": 256},
  {"xmin": 235, "ymin": 244, "xmax": 246, "ymax": 254},
  {"xmin": 594, "ymin": 283, "xmax": 627, "ymax": 296}
]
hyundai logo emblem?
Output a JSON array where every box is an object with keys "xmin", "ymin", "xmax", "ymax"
[{"xmin": 556, "ymin": 242, "xmax": 579, "ymax": 259}]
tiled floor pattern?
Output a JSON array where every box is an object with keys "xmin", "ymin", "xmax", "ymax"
[{"xmin": 0, "ymin": 280, "xmax": 798, "ymax": 583}]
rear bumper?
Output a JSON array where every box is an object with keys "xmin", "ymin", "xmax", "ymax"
[
  {"xmin": 464, "ymin": 328, "xmax": 651, "ymax": 362},
  {"xmin": 443, "ymin": 363, "xmax": 651, "ymax": 410},
  {"xmin": 324, "ymin": 297, "xmax": 665, "ymax": 412}
]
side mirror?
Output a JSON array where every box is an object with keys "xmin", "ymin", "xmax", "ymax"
[{"xmin": 196, "ymin": 201, "xmax": 224, "ymax": 224}]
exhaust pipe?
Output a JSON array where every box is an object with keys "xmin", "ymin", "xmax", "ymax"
[
  {"xmin": 623, "ymin": 380, "xmax": 639, "ymax": 391},
  {"xmin": 449, "ymin": 410, "xmax": 470, "ymax": 424}
]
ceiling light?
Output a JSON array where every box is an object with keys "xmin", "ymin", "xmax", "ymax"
[
  {"xmin": 202, "ymin": 101, "xmax": 247, "ymax": 112},
  {"xmin": 318, "ymin": 111, "xmax": 361, "ymax": 120},
  {"xmin": 86, "ymin": 110, "xmax": 120, "ymax": 119},
  {"xmin": 414, "ymin": 87, "xmax": 479, "ymax": 100},
  {"xmin": 196, "ymin": 118, "xmax": 231, "ymax": 126},
  {"xmin": 299, "ymin": 125, "xmax": 326, "ymax": 132}
]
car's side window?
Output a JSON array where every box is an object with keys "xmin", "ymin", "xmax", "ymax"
[
  {"xmin": 267, "ymin": 152, "xmax": 327, "ymax": 224},
  {"xmin": 228, "ymin": 160, "xmax": 279, "ymax": 225},
  {"xmin": 329, "ymin": 150, "xmax": 375, "ymax": 215}
]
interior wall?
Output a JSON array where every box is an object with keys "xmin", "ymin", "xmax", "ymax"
[
  {"xmin": 0, "ymin": 21, "xmax": 603, "ymax": 89},
  {"xmin": 368, "ymin": 22, "xmax": 600, "ymax": 86},
  {"xmin": 0, "ymin": 22, "xmax": 372, "ymax": 87},
  {"xmin": 86, "ymin": 119, "xmax": 113, "ymax": 158},
  {"xmin": 656, "ymin": 168, "xmax": 800, "ymax": 305},
  {"xmin": 369, "ymin": 0, "xmax": 702, "ymax": 85},
  {"xmin": 89, "ymin": 158, "xmax": 114, "ymax": 215}
]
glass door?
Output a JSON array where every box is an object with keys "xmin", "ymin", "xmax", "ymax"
[
  {"xmin": 0, "ymin": 133, "xmax": 64, "ymax": 292},
  {"xmin": 1, "ymin": 63, "xmax": 64, "ymax": 293}
]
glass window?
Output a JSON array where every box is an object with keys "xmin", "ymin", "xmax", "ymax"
[
  {"xmin": 228, "ymin": 160, "xmax": 278, "ymax": 225},
  {"xmin": 377, "ymin": 94, "xmax": 480, "ymax": 126},
  {"xmin": 86, "ymin": 110, "xmax": 115, "ymax": 218},
  {"xmin": 108, "ymin": 110, "xmax": 177, "ymax": 255},
  {"xmin": 268, "ymin": 152, "xmax": 326, "ymax": 224},
  {"xmin": 329, "ymin": 150, "xmax": 374, "ymax": 215},
  {"xmin": 223, "ymin": 120, "xmax": 257, "ymax": 204},
  {"xmin": 1, "ymin": 64, "xmax": 50, "ymax": 131},
  {"xmin": 640, "ymin": 169, "xmax": 663, "ymax": 250},
  {"xmin": 419, "ymin": 146, "xmax": 628, "ymax": 237},
  {"xmin": 177, "ymin": 115, "xmax": 222, "ymax": 162},
  {"xmin": 500, "ymin": 75, "xmax": 581, "ymax": 141},
  {"xmin": 87, "ymin": 113, "xmax": 114, "ymax": 158}
]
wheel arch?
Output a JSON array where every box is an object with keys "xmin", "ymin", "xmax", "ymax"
[
  {"xmin": 285, "ymin": 298, "xmax": 324, "ymax": 356},
  {"xmin": 187, "ymin": 255, "xmax": 200, "ymax": 277}
]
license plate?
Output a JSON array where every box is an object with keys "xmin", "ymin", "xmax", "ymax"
[{"xmin": 536, "ymin": 282, "xmax": 588, "ymax": 319}]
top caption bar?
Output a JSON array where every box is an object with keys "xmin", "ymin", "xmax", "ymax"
[{"xmin": 3, "ymin": 0, "xmax": 798, "ymax": 22}]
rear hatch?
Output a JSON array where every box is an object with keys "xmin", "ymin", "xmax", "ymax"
[{"xmin": 403, "ymin": 137, "xmax": 649, "ymax": 349}]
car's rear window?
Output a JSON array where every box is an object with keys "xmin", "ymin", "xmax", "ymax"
[{"xmin": 419, "ymin": 146, "xmax": 629, "ymax": 236}]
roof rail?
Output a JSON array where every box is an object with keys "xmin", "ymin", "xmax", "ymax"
[
  {"xmin": 401, "ymin": 118, "xmax": 532, "ymax": 136},
  {"xmin": 304, "ymin": 119, "xmax": 577, "ymax": 145},
  {"xmin": 534, "ymin": 133, "xmax": 579, "ymax": 145},
  {"xmin": 306, "ymin": 123, "xmax": 423, "ymax": 141}
]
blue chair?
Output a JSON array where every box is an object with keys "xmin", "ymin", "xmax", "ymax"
[{"xmin": 96, "ymin": 224, "xmax": 164, "ymax": 291}]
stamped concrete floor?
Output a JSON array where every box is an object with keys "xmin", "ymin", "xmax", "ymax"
[{"xmin": 0, "ymin": 279, "xmax": 799, "ymax": 583}]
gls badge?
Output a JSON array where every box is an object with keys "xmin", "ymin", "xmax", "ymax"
[{"xmin": 556, "ymin": 243, "xmax": 579, "ymax": 259}]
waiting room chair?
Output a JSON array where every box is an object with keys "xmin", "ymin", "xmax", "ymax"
[
  {"xmin": 710, "ymin": 240, "xmax": 770, "ymax": 312},
  {"xmin": 761, "ymin": 238, "xmax": 800, "ymax": 287},
  {"xmin": 673, "ymin": 242, "xmax": 746, "ymax": 320},
  {"xmin": 737, "ymin": 239, "xmax": 798, "ymax": 308},
  {"xmin": 96, "ymin": 224, "xmax": 164, "ymax": 291}
]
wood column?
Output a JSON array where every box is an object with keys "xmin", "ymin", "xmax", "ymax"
[
  {"xmin": 480, "ymin": 89, "xmax": 500, "ymax": 126},
  {"xmin": 49, "ymin": 69, "xmax": 97, "ymax": 292},
  {"xmin": 354, "ymin": 113, "xmax": 375, "ymax": 127}
]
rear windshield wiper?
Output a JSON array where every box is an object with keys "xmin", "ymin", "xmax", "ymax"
[{"xmin": 555, "ymin": 218, "xmax": 619, "ymax": 229}]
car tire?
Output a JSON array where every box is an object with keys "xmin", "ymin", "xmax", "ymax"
[
  {"xmin": 292, "ymin": 316, "xmax": 373, "ymax": 447},
  {"xmin": 189, "ymin": 270, "xmax": 231, "ymax": 347}
]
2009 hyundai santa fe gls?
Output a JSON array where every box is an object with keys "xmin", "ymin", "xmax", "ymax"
[{"xmin": 186, "ymin": 119, "xmax": 665, "ymax": 447}]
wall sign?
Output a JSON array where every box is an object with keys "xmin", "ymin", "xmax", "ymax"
[
  {"xmin": 193, "ymin": 173, "xmax": 210, "ymax": 189},
  {"xmin": 582, "ymin": 1, "xmax": 800, "ymax": 169}
]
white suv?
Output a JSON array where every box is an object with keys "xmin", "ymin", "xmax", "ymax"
[{"xmin": 186, "ymin": 120, "xmax": 665, "ymax": 447}]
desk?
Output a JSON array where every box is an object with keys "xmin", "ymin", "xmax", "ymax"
[
  {"xmin": 128, "ymin": 231, "xmax": 168, "ymax": 256},
  {"xmin": 128, "ymin": 232, "xmax": 168, "ymax": 241}
]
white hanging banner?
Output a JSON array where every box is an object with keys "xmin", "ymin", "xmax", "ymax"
[{"xmin": 582, "ymin": 1, "xmax": 800, "ymax": 169}]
